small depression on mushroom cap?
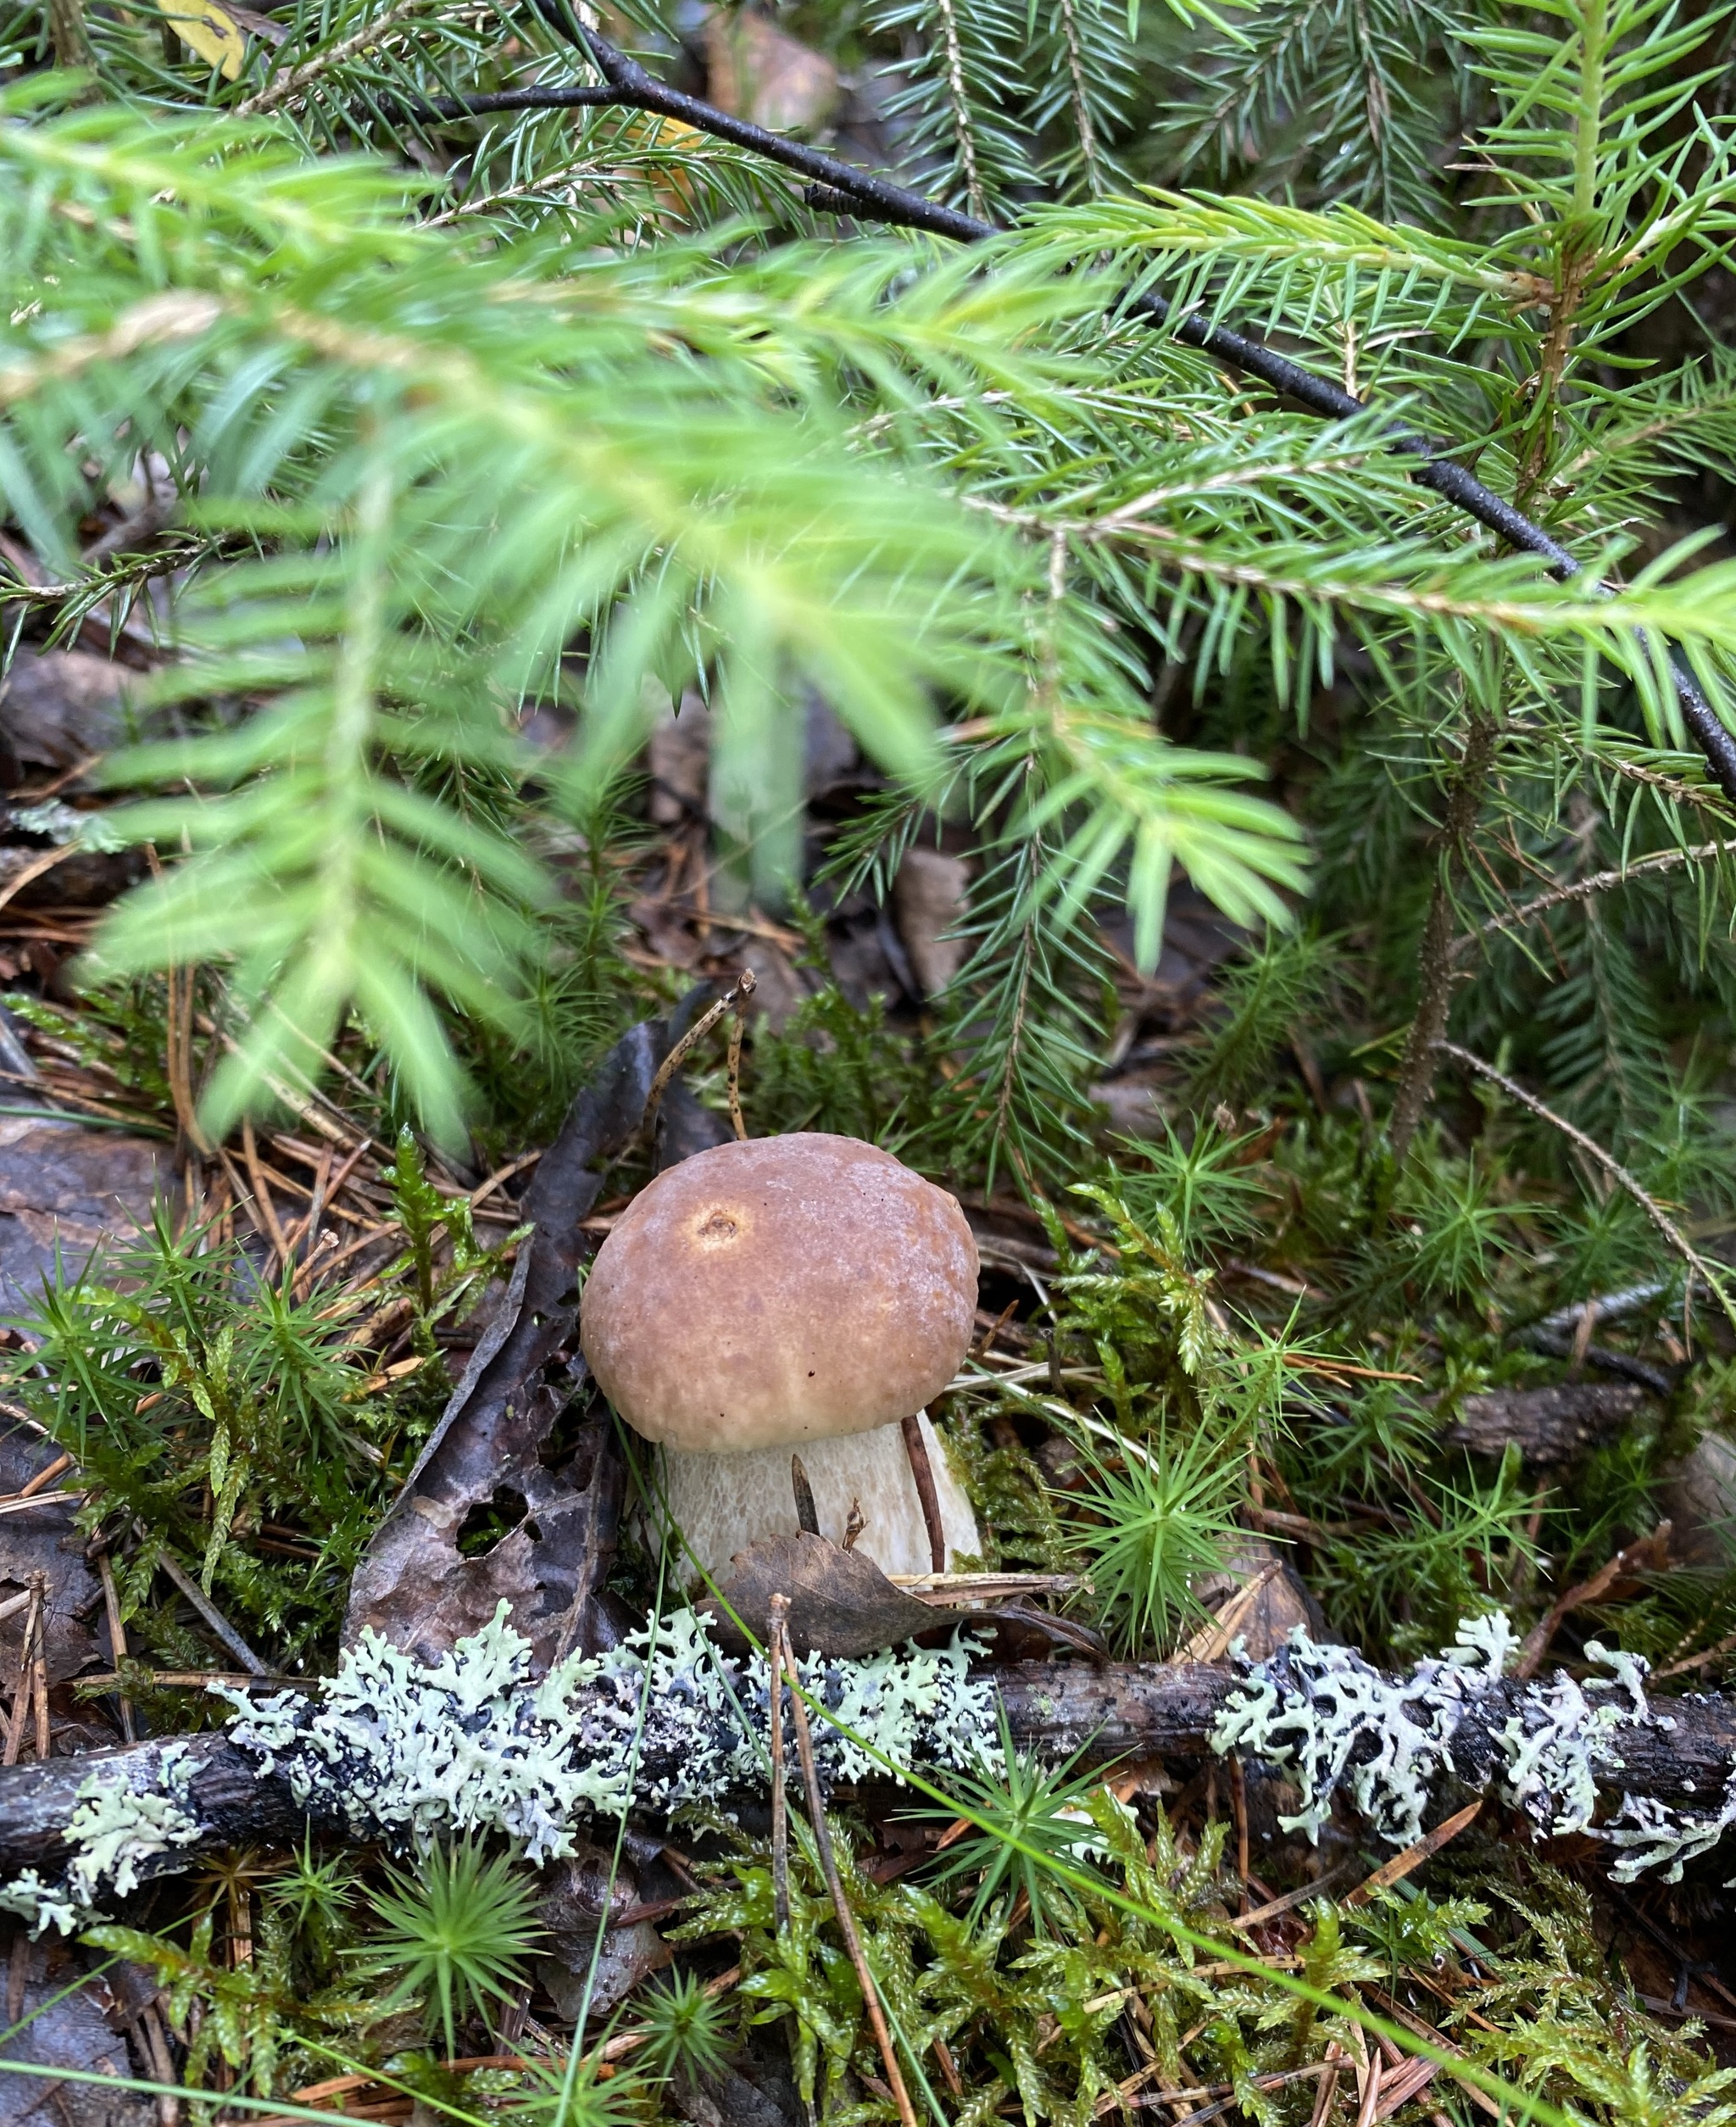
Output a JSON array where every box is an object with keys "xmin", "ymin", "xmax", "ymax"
[{"xmin": 694, "ymin": 1207, "xmax": 742, "ymax": 1245}]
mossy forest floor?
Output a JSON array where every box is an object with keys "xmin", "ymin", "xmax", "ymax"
[{"xmin": 0, "ymin": 674, "xmax": 1733, "ymax": 2126}]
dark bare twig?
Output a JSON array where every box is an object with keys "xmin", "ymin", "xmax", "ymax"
[
  {"xmin": 4, "ymin": 1658, "xmax": 1736, "ymax": 1881},
  {"xmin": 1432, "ymin": 1038, "xmax": 1736, "ymax": 1334},
  {"xmin": 900, "ymin": 1414, "xmax": 948, "ymax": 1573},
  {"xmin": 726, "ymin": 993, "xmax": 748, "ymax": 1142},
  {"xmin": 144, "ymin": 1531, "xmax": 269, "ymax": 1675},
  {"xmin": 1389, "ymin": 715, "xmax": 1497, "ymax": 1162},
  {"xmin": 1514, "ymin": 1523, "xmax": 1672, "ymax": 1681},
  {"xmin": 405, "ymin": 22, "xmax": 1736, "ymax": 805}
]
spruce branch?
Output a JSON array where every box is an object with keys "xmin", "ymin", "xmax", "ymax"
[
  {"xmin": 1389, "ymin": 715, "xmax": 1498, "ymax": 1164},
  {"xmin": 1453, "ymin": 840, "xmax": 1736, "ymax": 955},
  {"xmin": 424, "ymin": 22, "xmax": 1736, "ymax": 807},
  {"xmin": 235, "ymin": 0, "xmax": 432, "ymax": 117},
  {"xmin": 1432, "ymin": 1038, "xmax": 1736, "ymax": 1334}
]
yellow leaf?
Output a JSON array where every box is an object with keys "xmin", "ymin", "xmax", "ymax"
[{"xmin": 155, "ymin": 0, "xmax": 247, "ymax": 79}]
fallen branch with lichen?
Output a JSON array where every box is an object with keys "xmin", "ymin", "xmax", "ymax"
[{"xmin": 1, "ymin": 1606, "xmax": 1733, "ymax": 1935}]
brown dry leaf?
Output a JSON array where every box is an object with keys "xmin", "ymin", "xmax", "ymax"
[
  {"xmin": 0, "ymin": 1939, "xmax": 152, "ymax": 2127},
  {"xmin": 0, "ymin": 1429, "xmax": 107, "ymax": 1711},
  {"xmin": 892, "ymin": 848, "xmax": 971, "ymax": 1000},
  {"xmin": 535, "ymin": 1835, "xmax": 671, "ymax": 2021},
  {"xmin": 648, "ymin": 698, "xmax": 711, "ymax": 825},
  {"xmin": 696, "ymin": 1532, "xmax": 1099, "ymax": 1661},
  {"xmin": 0, "ymin": 1120, "xmax": 165, "ymax": 1330},
  {"xmin": 703, "ymin": 1529, "xmax": 968, "ymax": 1658},
  {"xmin": 1663, "ymin": 1429, "xmax": 1736, "ymax": 1566},
  {"xmin": 0, "ymin": 651, "xmax": 127, "ymax": 780},
  {"xmin": 1188, "ymin": 1534, "xmax": 1320, "ymax": 1662}
]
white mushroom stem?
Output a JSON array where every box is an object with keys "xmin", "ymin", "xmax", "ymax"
[{"xmin": 648, "ymin": 1416, "xmax": 980, "ymax": 1588}]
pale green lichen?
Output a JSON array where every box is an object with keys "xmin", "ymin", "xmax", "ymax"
[
  {"xmin": 1600, "ymin": 1770, "xmax": 1736, "ymax": 1885},
  {"xmin": 1209, "ymin": 1618, "xmax": 1499, "ymax": 1846},
  {"xmin": 0, "ymin": 1868, "xmax": 87, "ymax": 1938},
  {"xmin": 219, "ymin": 1603, "xmax": 999, "ymax": 1863},
  {"xmin": 0, "ymin": 1609, "xmax": 999, "ymax": 1925},
  {"xmin": 1211, "ymin": 1613, "xmax": 1734, "ymax": 1879},
  {"xmin": 1494, "ymin": 1640, "xmax": 1657, "ymax": 1837},
  {"xmin": 0, "ymin": 1740, "xmax": 203, "ymax": 1935}
]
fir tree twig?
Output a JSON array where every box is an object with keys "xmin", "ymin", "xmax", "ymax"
[
  {"xmin": 1455, "ymin": 841, "xmax": 1736, "ymax": 954},
  {"xmin": 414, "ymin": 20, "xmax": 1736, "ymax": 809},
  {"xmin": 1432, "ymin": 1038, "xmax": 1736, "ymax": 1334}
]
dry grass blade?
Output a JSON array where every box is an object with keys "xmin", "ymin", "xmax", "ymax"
[
  {"xmin": 770, "ymin": 1590, "xmax": 791, "ymax": 1933},
  {"xmin": 1343, "ymin": 1799, "xmax": 1482, "ymax": 1905}
]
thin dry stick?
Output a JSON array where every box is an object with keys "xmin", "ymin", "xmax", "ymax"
[
  {"xmin": 1227, "ymin": 1754, "xmax": 1250, "ymax": 1914},
  {"xmin": 76, "ymin": 1670, "xmax": 309, "ymax": 1690},
  {"xmin": 142, "ymin": 1526, "xmax": 267, "ymax": 1675},
  {"xmin": 1514, "ymin": 1524, "xmax": 1671, "ymax": 1680},
  {"xmin": 289, "ymin": 1140, "xmax": 374, "ymax": 1294},
  {"xmin": 1453, "ymin": 841, "xmax": 1733, "ymax": 957},
  {"xmin": 769, "ymin": 1592, "xmax": 791, "ymax": 1935},
  {"xmin": 236, "ymin": 0, "xmax": 430, "ymax": 114},
  {"xmin": 10, "ymin": 1451, "xmax": 71, "ymax": 1499},
  {"xmin": 93, "ymin": 1545, "xmax": 135, "ymax": 1743},
  {"xmin": 900, "ymin": 1415, "xmax": 947, "ymax": 1573},
  {"xmin": 1306, "ymin": 2046, "xmax": 1345, "ymax": 2127},
  {"xmin": 726, "ymin": 992, "xmax": 748, "ymax": 1142},
  {"xmin": 2, "ymin": 1579, "xmax": 41, "ymax": 1766},
  {"xmin": 240, "ymin": 1118, "xmax": 293, "ymax": 1268},
  {"xmin": 30, "ymin": 1575, "xmax": 48, "ymax": 1762},
  {"xmin": 777, "ymin": 1613, "xmax": 920, "ymax": 2127},
  {"xmin": 1432, "ymin": 1038, "xmax": 1736, "ymax": 1334},
  {"xmin": 282, "ymin": 1144, "xmax": 332, "ymax": 1267},
  {"xmin": 0, "ymin": 844, "xmax": 85, "ymax": 918},
  {"xmin": 167, "ymin": 960, "xmax": 213, "ymax": 1158},
  {"xmin": 1657, "ymin": 1625, "xmax": 1736, "ymax": 1679},
  {"xmin": 139, "ymin": 1998, "xmax": 181, "ymax": 2127},
  {"xmin": 1343, "ymin": 1799, "xmax": 1482, "ymax": 1906},
  {"xmin": 641, "ymin": 969, "xmax": 756, "ymax": 1141},
  {"xmin": 1354, "ymin": 2051, "xmax": 1383, "ymax": 2127}
]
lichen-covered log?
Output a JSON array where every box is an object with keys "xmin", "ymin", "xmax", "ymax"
[{"xmin": 3, "ymin": 1611, "xmax": 1735, "ymax": 1925}]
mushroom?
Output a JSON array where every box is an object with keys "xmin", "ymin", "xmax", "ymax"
[{"xmin": 580, "ymin": 1132, "xmax": 981, "ymax": 1584}]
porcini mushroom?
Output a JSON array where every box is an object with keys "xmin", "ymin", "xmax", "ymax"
[{"xmin": 580, "ymin": 1132, "xmax": 981, "ymax": 1584}]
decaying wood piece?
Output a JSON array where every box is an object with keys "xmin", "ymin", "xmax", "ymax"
[
  {"xmin": 342, "ymin": 990, "xmax": 731, "ymax": 1670},
  {"xmin": 1445, "ymin": 1382, "xmax": 1650, "ymax": 1466},
  {"xmin": 2, "ymin": 1648, "xmax": 1732, "ymax": 1887}
]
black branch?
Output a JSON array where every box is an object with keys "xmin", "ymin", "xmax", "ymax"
[{"xmin": 3, "ymin": 1657, "xmax": 1733, "ymax": 1882}]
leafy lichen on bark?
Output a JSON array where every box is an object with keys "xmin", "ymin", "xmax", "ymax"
[{"xmin": 1210, "ymin": 1612, "xmax": 1736, "ymax": 1881}]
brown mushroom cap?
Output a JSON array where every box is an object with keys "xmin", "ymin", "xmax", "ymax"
[{"xmin": 580, "ymin": 1133, "xmax": 979, "ymax": 1453}]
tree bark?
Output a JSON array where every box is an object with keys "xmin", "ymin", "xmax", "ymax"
[
  {"xmin": 3, "ymin": 1658, "xmax": 1732, "ymax": 1879},
  {"xmin": 1388, "ymin": 715, "xmax": 1498, "ymax": 1163}
]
